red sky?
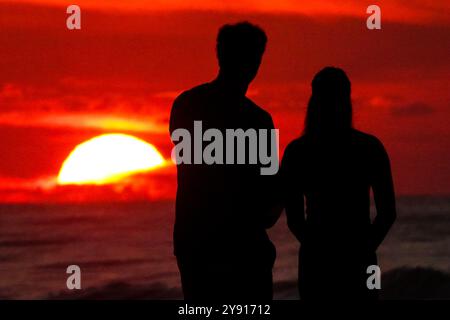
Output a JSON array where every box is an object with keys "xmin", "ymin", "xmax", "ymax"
[{"xmin": 0, "ymin": 1, "xmax": 449, "ymax": 202}]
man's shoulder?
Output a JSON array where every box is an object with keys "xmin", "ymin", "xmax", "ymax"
[
  {"xmin": 244, "ymin": 97, "xmax": 273, "ymax": 126},
  {"xmin": 173, "ymin": 83, "xmax": 211, "ymax": 106},
  {"xmin": 170, "ymin": 83, "xmax": 211, "ymax": 132}
]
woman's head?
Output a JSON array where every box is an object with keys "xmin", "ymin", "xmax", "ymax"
[{"xmin": 304, "ymin": 67, "xmax": 352, "ymax": 137}]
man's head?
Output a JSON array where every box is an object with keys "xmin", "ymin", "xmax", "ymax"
[{"xmin": 216, "ymin": 22, "xmax": 267, "ymax": 87}]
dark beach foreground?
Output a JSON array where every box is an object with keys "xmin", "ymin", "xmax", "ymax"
[
  {"xmin": 45, "ymin": 266, "xmax": 450, "ymax": 300},
  {"xmin": 0, "ymin": 197, "xmax": 449, "ymax": 299}
]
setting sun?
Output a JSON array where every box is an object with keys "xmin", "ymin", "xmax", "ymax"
[{"xmin": 57, "ymin": 134, "xmax": 165, "ymax": 185}]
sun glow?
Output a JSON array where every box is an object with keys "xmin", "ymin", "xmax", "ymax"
[{"xmin": 57, "ymin": 134, "xmax": 165, "ymax": 185}]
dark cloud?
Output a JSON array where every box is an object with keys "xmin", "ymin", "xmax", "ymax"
[
  {"xmin": 0, "ymin": 238, "xmax": 77, "ymax": 248},
  {"xmin": 391, "ymin": 102, "xmax": 435, "ymax": 117}
]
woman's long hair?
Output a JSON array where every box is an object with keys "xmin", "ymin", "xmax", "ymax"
[{"xmin": 304, "ymin": 67, "xmax": 353, "ymax": 138}]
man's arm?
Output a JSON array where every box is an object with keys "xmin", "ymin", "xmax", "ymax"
[{"xmin": 261, "ymin": 114, "xmax": 283, "ymax": 228}]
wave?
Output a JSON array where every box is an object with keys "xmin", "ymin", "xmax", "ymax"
[
  {"xmin": 44, "ymin": 266, "xmax": 450, "ymax": 300},
  {"xmin": 48, "ymin": 282, "xmax": 182, "ymax": 300},
  {"xmin": 381, "ymin": 266, "xmax": 450, "ymax": 300}
]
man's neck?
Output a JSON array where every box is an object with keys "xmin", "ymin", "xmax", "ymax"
[{"xmin": 215, "ymin": 72, "xmax": 248, "ymax": 97}]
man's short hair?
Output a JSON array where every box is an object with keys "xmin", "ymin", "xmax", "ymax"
[{"xmin": 216, "ymin": 22, "xmax": 267, "ymax": 68}]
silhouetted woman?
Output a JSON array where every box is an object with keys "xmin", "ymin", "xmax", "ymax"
[{"xmin": 280, "ymin": 67, "xmax": 396, "ymax": 299}]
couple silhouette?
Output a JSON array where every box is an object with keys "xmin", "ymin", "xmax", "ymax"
[{"xmin": 169, "ymin": 22, "xmax": 396, "ymax": 300}]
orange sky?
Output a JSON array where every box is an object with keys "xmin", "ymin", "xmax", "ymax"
[
  {"xmin": 6, "ymin": 0, "xmax": 450, "ymax": 23},
  {"xmin": 0, "ymin": 1, "xmax": 449, "ymax": 202}
]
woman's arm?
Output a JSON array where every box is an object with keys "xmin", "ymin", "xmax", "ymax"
[
  {"xmin": 281, "ymin": 143, "xmax": 306, "ymax": 243},
  {"xmin": 371, "ymin": 139, "xmax": 397, "ymax": 251}
]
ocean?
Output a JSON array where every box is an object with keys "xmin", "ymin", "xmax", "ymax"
[{"xmin": 0, "ymin": 196, "xmax": 449, "ymax": 299}]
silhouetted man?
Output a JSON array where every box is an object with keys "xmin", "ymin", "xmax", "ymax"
[{"xmin": 169, "ymin": 22, "xmax": 279, "ymax": 300}]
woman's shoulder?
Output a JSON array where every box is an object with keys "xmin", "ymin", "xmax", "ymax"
[
  {"xmin": 283, "ymin": 136, "xmax": 309, "ymax": 159},
  {"xmin": 288, "ymin": 135, "xmax": 308, "ymax": 148},
  {"xmin": 352, "ymin": 129, "xmax": 381, "ymax": 143},
  {"xmin": 351, "ymin": 129, "xmax": 387, "ymax": 155}
]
